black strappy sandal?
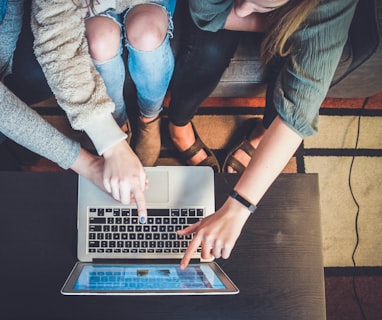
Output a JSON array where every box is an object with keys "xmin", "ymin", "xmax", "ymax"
[
  {"xmin": 222, "ymin": 117, "xmax": 263, "ymax": 174},
  {"xmin": 174, "ymin": 122, "xmax": 221, "ymax": 173}
]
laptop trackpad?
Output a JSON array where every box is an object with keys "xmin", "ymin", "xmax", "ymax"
[{"xmin": 144, "ymin": 171, "xmax": 169, "ymax": 203}]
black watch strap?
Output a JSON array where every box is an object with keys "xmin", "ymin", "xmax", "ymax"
[{"xmin": 229, "ymin": 190, "xmax": 257, "ymax": 213}]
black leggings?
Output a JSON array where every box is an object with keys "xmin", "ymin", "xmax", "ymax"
[
  {"xmin": 167, "ymin": 3, "xmax": 283, "ymax": 130},
  {"xmin": 168, "ymin": 6, "xmax": 241, "ymax": 126}
]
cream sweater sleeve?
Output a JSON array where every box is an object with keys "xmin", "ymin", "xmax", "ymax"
[{"xmin": 31, "ymin": 0, "xmax": 126, "ymax": 155}]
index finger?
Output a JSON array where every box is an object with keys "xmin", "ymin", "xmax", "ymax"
[
  {"xmin": 176, "ymin": 221, "xmax": 200, "ymax": 236},
  {"xmin": 180, "ymin": 235, "xmax": 202, "ymax": 270},
  {"xmin": 132, "ymin": 189, "xmax": 147, "ymax": 224}
]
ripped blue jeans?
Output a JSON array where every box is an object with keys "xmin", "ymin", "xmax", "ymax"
[
  {"xmin": 91, "ymin": 1, "xmax": 176, "ymax": 126},
  {"xmin": 0, "ymin": 0, "xmax": 24, "ymax": 143}
]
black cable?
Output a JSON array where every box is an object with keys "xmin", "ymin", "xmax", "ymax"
[{"xmin": 348, "ymin": 97, "xmax": 368, "ymax": 320}]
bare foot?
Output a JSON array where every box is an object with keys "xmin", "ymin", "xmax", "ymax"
[
  {"xmin": 120, "ymin": 123, "xmax": 128, "ymax": 132},
  {"xmin": 227, "ymin": 124, "xmax": 266, "ymax": 173},
  {"xmin": 169, "ymin": 122, "xmax": 207, "ymax": 165}
]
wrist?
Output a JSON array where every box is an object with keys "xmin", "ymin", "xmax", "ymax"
[
  {"xmin": 70, "ymin": 148, "xmax": 98, "ymax": 176},
  {"xmin": 222, "ymin": 195, "xmax": 252, "ymax": 227},
  {"xmin": 229, "ymin": 190, "xmax": 257, "ymax": 214},
  {"xmin": 83, "ymin": 114, "xmax": 127, "ymax": 155},
  {"xmin": 102, "ymin": 140, "xmax": 121, "ymax": 158},
  {"xmin": 103, "ymin": 139, "xmax": 129, "ymax": 158}
]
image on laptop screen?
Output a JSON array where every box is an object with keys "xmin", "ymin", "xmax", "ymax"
[{"xmin": 62, "ymin": 262, "xmax": 239, "ymax": 295}]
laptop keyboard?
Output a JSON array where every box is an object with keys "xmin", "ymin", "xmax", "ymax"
[{"xmin": 87, "ymin": 207, "xmax": 204, "ymax": 255}]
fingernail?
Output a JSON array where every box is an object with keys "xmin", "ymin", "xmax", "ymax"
[{"xmin": 140, "ymin": 216, "xmax": 146, "ymax": 224}]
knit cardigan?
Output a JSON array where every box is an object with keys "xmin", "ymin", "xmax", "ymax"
[{"xmin": 31, "ymin": 0, "xmax": 155, "ymax": 154}]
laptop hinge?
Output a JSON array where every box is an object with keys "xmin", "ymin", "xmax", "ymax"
[{"xmin": 92, "ymin": 258, "xmax": 200, "ymax": 264}]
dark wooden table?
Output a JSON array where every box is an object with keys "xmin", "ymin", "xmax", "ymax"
[{"xmin": 0, "ymin": 171, "xmax": 326, "ymax": 319}]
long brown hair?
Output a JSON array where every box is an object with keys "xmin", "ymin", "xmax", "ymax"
[{"xmin": 261, "ymin": 0, "xmax": 319, "ymax": 64}]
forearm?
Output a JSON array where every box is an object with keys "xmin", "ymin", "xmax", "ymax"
[
  {"xmin": 234, "ymin": 116, "xmax": 302, "ymax": 206},
  {"xmin": 31, "ymin": 0, "xmax": 114, "ymax": 130},
  {"xmin": 70, "ymin": 148, "xmax": 106, "ymax": 190},
  {"xmin": 0, "ymin": 83, "xmax": 80, "ymax": 169},
  {"xmin": 31, "ymin": 0, "xmax": 126, "ymax": 154}
]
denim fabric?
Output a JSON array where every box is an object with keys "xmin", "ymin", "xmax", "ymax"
[
  {"xmin": 126, "ymin": 33, "xmax": 174, "ymax": 118},
  {"xmin": 92, "ymin": 0, "xmax": 176, "ymax": 122},
  {"xmin": 94, "ymin": 48, "xmax": 127, "ymax": 126},
  {"xmin": 0, "ymin": 0, "xmax": 24, "ymax": 143},
  {"xmin": 124, "ymin": 0, "xmax": 175, "ymax": 118},
  {"xmin": 89, "ymin": 9, "xmax": 126, "ymax": 125},
  {"xmin": 3, "ymin": 0, "xmax": 52, "ymax": 105},
  {"xmin": 0, "ymin": 0, "xmax": 23, "ymax": 79},
  {"xmin": 0, "ymin": 0, "xmax": 7, "ymax": 23},
  {"xmin": 88, "ymin": 7, "xmax": 122, "ymax": 26}
]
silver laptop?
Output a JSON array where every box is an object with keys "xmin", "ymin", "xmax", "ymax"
[{"xmin": 61, "ymin": 166, "xmax": 239, "ymax": 295}]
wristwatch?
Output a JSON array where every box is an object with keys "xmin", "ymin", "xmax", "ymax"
[{"xmin": 229, "ymin": 190, "xmax": 257, "ymax": 214}]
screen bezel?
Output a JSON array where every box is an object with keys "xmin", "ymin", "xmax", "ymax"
[{"xmin": 61, "ymin": 261, "xmax": 239, "ymax": 295}]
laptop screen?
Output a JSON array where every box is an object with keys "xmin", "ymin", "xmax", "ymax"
[{"xmin": 62, "ymin": 262, "xmax": 239, "ymax": 295}]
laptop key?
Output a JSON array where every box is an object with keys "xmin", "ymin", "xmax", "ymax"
[
  {"xmin": 89, "ymin": 241, "xmax": 100, "ymax": 247},
  {"xmin": 87, "ymin": 206, "xmax": 205, "ymax": 255},
  {"xmin": 187, "ymin": 218, "xmax": 200, "ymax": 224},
  {"xmin": 90, "ymin": 217, "xmax": 106, "ymax": 224}
]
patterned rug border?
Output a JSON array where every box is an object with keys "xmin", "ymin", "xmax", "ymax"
[{"xmin": 325, "ymin": 266, "xmax": 382, "ymax": 277}]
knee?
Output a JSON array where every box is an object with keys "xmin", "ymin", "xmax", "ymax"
[
  {"xmin": 125, "ymin": 4, "xmax": 169, "ymax": 51},
  {"xmin": 85, "ymin": 16, "xmax": 121, "ymax": 62},
  {"xmin": 205, "ymin": 41, "xmax": 236, "ymax": 70}
]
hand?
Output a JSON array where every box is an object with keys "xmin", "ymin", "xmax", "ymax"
[
  {"xmin": 70, "ymin": 148, "xmax": 106, "ymax": 192},
  {"xmin": 177, "ymin": 198, "xmax": 251, "ymax": 269},
  {"xmin": 102, "ymin": 140, "xmax": 148, "ymax": 222}
]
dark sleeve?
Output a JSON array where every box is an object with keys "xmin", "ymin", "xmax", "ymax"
[{"xmin": 188, "ymin": 0, "xmax": 232, "ymax": 31}]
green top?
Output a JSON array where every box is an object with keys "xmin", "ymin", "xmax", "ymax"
[{"xmin": 189, "ymin": 0, "xmax": 358, "ymax": 137}]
